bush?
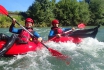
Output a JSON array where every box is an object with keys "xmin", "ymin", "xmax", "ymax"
[{"xmin": 0, "ymin": 15, "xmax": 24, "ymax": 28}]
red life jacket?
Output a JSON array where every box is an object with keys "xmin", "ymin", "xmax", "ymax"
[
  {"xmin": 17, "ymin": 28, "xmax": 34, "ymax": 44},
  {"xmin": 51, "ymin": 27, "xmax": 63, "ymax": 34}
]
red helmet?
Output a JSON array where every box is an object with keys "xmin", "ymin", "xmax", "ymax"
[
  {"xmin": 52, "ymin": 19, "xmax": 59, "ymax": 25},
  {"xmin": 25, "ymin": 18, "xmax": 34, "ymax": 24}
]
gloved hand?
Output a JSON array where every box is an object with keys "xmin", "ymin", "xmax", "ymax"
[
  {"xmin": 56, "ymin": 34, "xmax": 61, "ymax": 38},
  {"xmin": 12, "ymin": 18, "xmax": 16, "ymax": 25},
  {"xmin": 71, "ymin": 27, "xmax": 76, "ymax": 31},
  {"xmin": 37, "ymin": 37, "xmax": 42, "ymax": 42}
]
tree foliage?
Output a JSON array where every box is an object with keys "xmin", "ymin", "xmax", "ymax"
[
  {"xmin": 54, "ymin": 0, "xmax": 90, "ymax": 26},
  {"xmin": 26, "ymin": 0, "xmax": 55, "ymax": 27},
  {"xmin": 89, "ymin": 0, "xmax": 104, "ymax": 25},
  {"xmin": 0, "ymin": 0, "xmax": 104, "ymax": 28}
]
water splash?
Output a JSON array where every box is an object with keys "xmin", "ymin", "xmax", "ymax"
[{"xmin": 0, "ymin": 37, "xmax": 104, "ymax": 70}]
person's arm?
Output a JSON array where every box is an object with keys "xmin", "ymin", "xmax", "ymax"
[
  {"xmin": 61, "ymin": 28, "xmax": 76, "ymax": 36},
  {"xmin": 9, "ymin": 23, "xmax": 22, "ymax": 34},
  {"xmin": 33, "ymin": 31, "xmax": 42, "ymax": 42},
  {"xmin": 48, "ymin": 30, "xmax": 55, "ymax": 39},
  {"xmin": 9, "ymin": 18, "xmax": 22, "ymax": 34}
]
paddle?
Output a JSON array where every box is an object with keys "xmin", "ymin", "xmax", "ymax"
[{"xmin": 0, "ymin": 5, "xmax": 71, "ymax": 64}]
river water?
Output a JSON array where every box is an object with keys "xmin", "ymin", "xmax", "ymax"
[{"xmin": 0, "ymin": 26, "xmax": 104, "ymax": 70}]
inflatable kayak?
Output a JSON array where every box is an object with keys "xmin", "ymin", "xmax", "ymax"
[
  {"xmin": 49, "ymin": 25, "xmax": 100, "ymax": 43},
  {"xmin": 0, "ymin": 40, "xmax": 43, "ymax": 56},
  {"xmin": 50, "ymin": 36, "xmax": 82, "ymax": 43}
]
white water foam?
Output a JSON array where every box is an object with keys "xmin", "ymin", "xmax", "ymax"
[{"xmin": 0, "ymin": 37, "xmax": 104, "ymax": 70}]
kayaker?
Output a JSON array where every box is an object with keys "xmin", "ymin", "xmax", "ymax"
[
  {"xmin": 48, "ymin": 19, "xmax": 100, "ymax": 40},
  {"xmin": 0, "ymin": 18, "xmax": 42, "ymax": 56},
  {"xmin": 9, "ymin": 17, "xmax": 42, "ymax": 43},
  {"xmin": 48, "ymin": 19, "xmax": 75, "ymax": 39}
]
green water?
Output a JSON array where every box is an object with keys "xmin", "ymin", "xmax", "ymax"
[{"xmin": 0, "ymin": 26, "xmax": 104, "ymax": 70}]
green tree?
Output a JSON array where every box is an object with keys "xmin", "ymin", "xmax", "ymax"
[
  {"xmin": 54, "ymin": 0, "xmax": 90, "ymax": 26},
  {"xmin": 78, "ymin": 1, "xmax": 90, "ymax": 25},
  {"xmin": 26, "ymin": 0, "xmax": 55, "ymax": 27},
  {"xmin": 89, "ymin": 0, "xmax": 104, "ymax": 25}
]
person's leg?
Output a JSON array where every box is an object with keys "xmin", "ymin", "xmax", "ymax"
[
  {"xmin": 0, "ymin": 33, "xmax": 9, "ymax": 41},
  {"xmin": 0, "ymin": 34, "xmax": 17, "ymax": 56}
]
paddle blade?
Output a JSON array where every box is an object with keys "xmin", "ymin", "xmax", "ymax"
[
  {"xmin": 48, "ymin": 48, "xmax": 71, "ymax": 64},
  {"xmin": 78, "ymin": 23, "xmax": 85, "ymax": 29},
  {"xmin": 0, "ymin": 5, "xmax": 8, "ymax": 15}
]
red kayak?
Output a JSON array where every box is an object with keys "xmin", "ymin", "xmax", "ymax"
[
  {"xmin": 0, "ymin": 40, "xmax": 43, "ymax": 56},
  {"xmin": 50, "ymin": 36, "xmax": 82, "ymax": 44},
  {"xmin": 49, "ymin": 29, "xmax": 98, "ymax": 43},
  {"xmin": 49, "ymin": 25, "xmax": 99, "ymax": 43}
]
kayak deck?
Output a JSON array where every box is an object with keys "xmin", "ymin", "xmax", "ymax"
[{"xmin": 0, "ymin": 40, "xmax": 43, "ymax": 56}]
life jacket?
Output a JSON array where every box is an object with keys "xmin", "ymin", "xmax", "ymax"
[
  {"xmin": 17, "ymin": 28, "xmax": 34, "ymax": 44},
  {"xmin": 51, "ymin": 27, "xmax": 63, "ymax": 34}
]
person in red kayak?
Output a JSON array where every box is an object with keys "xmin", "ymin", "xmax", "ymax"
[
  {"xmin": 48, "ymin": 19, "xmax": 100, "ymax": 40},
  {"xmin": 0, "ymin": 18, "xmax": 42, "ymax": 56},
  {"xmin": 48, "ymin": 19, "xmax": 75, "ymax": 40},
  {"xmin": 9, "ymin": 18, "xmax": 42, "ymax": 43}
]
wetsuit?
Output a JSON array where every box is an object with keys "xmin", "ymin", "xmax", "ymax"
[
  {"xmin": 9, "ymin": 24, "xmax": 40, "ymax": 38},
  {"xmin": 0, "ymin": 33, "xmax": 9, "ymax": 41}
]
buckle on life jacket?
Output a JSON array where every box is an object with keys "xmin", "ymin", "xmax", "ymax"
[{"xmin": 29, "ymin": 38, "xmax": 33, "ymax": 41}]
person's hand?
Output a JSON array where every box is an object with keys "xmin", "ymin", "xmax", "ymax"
[
  {"xmin": 56, "ymin": 34, "xmax": 61, "ymax": 38},
  {"xmin": 37, "ymin": 37, "xmax": 42, "ymax": 42},
  {"xmin": 12, "ymin": 18, "xmax": 16, "ymax": 25},
  {"xmin": 71, "ymin": 27, "xmax": 76, "ymax": 31}
]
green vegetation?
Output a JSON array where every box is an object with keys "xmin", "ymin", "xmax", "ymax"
[
  {"xmin": 0, "ymin": 14, "xmax": 24, "ymax": 28},
  {"xmin": 0, "ymin": 0, "xmax": 104, "ymax": 28}
]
